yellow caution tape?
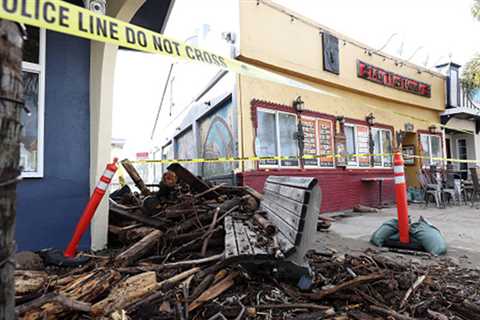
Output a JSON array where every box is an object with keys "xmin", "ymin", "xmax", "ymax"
[
  {"xmin": 129, "ymin": 152, "xmax": 480, "ymax": 165},
  {"xmin": 0, "ymin": 0, "xmax": 332, "ymax": 97},
  {"xmin": 0, "ymin": 1, "xmax": 473, "ymax": 137}
]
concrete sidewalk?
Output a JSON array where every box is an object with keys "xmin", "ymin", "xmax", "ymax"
[{"xmin": 318, "ymin": 204, "xmax": 480, "ymax": 266}]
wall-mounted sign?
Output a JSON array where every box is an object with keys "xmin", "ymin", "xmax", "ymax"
[
  {"xmin": 402, "ymin": 145, "xmax": 416, "ymax": 166},
  {"xmin": 357, "ymin": 60, "xmax": 431, "ymax": 98},
  {"xmin": 323, "ymin": 33, "xmax": 340, "ymax": 74},
  {"xmin": 404, "ymin": 123, "xmax": 415, "ymax": 132}
]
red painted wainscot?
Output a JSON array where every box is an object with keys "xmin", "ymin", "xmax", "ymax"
[{"xmin": 237, "ymin": 168, "xmax": 395, "ymax": 213}]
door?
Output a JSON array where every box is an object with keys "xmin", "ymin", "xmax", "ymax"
[
  {"xmin": 457, "ymin": 139, "xmax": 467, "ymax": 179},
  {"xmin": 446, "ymin": 138, "xmax": 451, "ymax": 164}
]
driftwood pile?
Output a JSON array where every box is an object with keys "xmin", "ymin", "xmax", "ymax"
[{"xmin": 14, "ymin": 163, "xmax": 480, "ymax": 319}]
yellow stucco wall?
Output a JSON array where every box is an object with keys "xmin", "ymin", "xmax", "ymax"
[
  {"xmin": 235, "ymin": 1, "xmax": 446, "ymax": 188},
  {"xmin": 238, "ymin": 0, "xmax": 445, "ymax": 112}
]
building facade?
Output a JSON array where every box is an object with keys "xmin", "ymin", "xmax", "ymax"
[
  {"xmin": 155, "ymin": 0, "xmax": 448, "ymax": 213},
  {"xmin": 438, "ymin": 62, "xmax": 480, "ymax": 179},
  {"xmin": 235, "ymin": 1, "xmax": 446, "ymax": 212},
  {"xmin": 15, "ymin": 0, "xmax": 174, "ymax": 251}
]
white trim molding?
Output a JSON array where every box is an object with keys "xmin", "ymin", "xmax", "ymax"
[{"xmin": 21, "ymin": 28, "xmax": 46, "ymax": 178}]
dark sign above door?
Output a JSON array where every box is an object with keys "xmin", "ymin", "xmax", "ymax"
[
  {"xmin": 323, "ymin": 33, "xmax": 339, "ymax": 74},
  {"xmin": 357, "ymin": 60, "xmax": 431, "ymax": 98}
]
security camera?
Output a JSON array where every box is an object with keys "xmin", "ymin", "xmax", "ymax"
[
  {"xmin": 84, "ymin": 0, "xmax": 106, "ymax": 15},
  {"xmin": 221, "ymin": 32, "xmax": 236, "ymax": 44}
]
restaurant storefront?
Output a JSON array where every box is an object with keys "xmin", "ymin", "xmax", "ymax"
[{"xmin": 234, "ymin": 0, "xmax": 447, "ymax": 212}]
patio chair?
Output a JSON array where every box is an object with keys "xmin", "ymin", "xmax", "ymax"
[
  {"xmin": 462, "ymin": 179, "xmax": 473, "ymax": 205},
  {"xmin": 443, "ymin": 172, "xmax": 458, "ymax": 205},
  {"xmin": 468, "ymin": 168, "xmax": 480, "ymax": 208},
  {"xmin": 417, "ymin": 172, "xmax": 442, "ymax": 208}
]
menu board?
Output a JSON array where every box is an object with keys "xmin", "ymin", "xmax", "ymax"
[
  {"xmin": 357, "ymin": 126, "xmax": 370, "ymax": 167},
  {"xmin": 318, "ymin": 120, "xmax": 334, "ymax": 167},
  {"xmin": 301, "ymin": 118, "xmax": 319, "ymax": 166}
]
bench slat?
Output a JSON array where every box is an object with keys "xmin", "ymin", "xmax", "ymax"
[
  {"xmin": 266, "ymin": 176, "xmax": 317, "ymax": 189},
  {"xmin": 264, "ymin": 183, "xmax": 310, "ymax": 204},
  {"xmin": 234, "ymin": 220, "xmax": 268, "ymax": 256},
  {"xmin": 232, "ymin": 220, "xmax": 254, "ymax": 256},
  {"xmin": 263, "ymin": 189, "xmax": 307, "ymax": 218},
  {"xmin": 261, "ymin": 198, "xmax": 305, "ymax": 231},
  {"xmin": 276, "ymin": 231, "xmax": 296, "ymax": 256},
  {"xmin": 224, "ymin": 217, "xmax": 239, "ymax": 259},
  {"xmin": 262, "ymin": 202, "xmax": 302, "ymax": 245}
]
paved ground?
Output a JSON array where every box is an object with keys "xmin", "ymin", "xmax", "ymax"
[{"xmin": 316, "ymin": 204, "xmax": 480, "ymax": 267}]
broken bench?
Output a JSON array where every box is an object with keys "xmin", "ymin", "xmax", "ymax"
[{"xmin": 224, "ymin": 176, "xmax": 321, "ymax": 267}]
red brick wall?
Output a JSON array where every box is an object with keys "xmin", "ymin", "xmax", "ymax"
[{"xmin": 237, "ymin": 168, "xmax": 395, "ymax": 213}]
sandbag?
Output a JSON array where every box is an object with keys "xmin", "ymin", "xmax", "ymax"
[
  {"xmin": 370, "ymin": 217, "xmax": 447, "ymax": 256},
  {"xmin": 370, "ymin": 219, "xmax": 399, "ymax": 247},
  {"xmin": 410, "ymin": 216, "xmax": 447, "ymax": 256}
]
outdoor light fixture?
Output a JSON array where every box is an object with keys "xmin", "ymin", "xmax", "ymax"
[
  {"xmin": 293, "ymin": 96, "xmax": 305, "ymax": 113},
  {"xmin": 366, "ymin": 113, "xmax": 375, "ymax": 126},
  {"xmin": 429, "ymin": 125, "xmax": 437, "ymax": 133},
  {"xmin": 396, "ymin": 130, "xmax": 406, "ymax": 147},
  {"xmin": 84, "ymin": 0, "xmax": 106, "ymax": 15}
]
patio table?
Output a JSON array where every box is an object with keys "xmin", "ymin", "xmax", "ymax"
[{"xmin": 361, "ymin": 177, "xmax": 394, "ymax": 209}]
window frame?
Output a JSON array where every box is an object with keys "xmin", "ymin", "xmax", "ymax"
[
  {"xmin": 420, "ymin": 133, "xmax": 443, "ymax": 168},
  {"xmin": 276, "ymin": 110, "xmax": 300, "ymax": 168},
  {"xmin": 345, "ymin": 124, "xmax": 361, "ymax": 167},
  {"xmin": 371, "ymin": 127, "xmax": 393, "ymax": 168},
  {"xmin": 256, "ymin": 108, "xmax": 300, "ymax": 169},
  {"xmin": 256, "ymin": 108, "xmax": 280, "ymax": 169},
  {"xmin": 345, "ymin": 123, "xmax": 392, "ymax": 169},
  {"xmin": 21, "ymin": 28, "xmax": 46, "ymax": 178}
]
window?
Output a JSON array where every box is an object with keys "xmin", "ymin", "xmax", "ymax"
[
  {"xmin": 256, "ymin": 109, "xmax": 299, "ymax": 168},
  {"xmin": 345, "ymin": 124, "xmax": 393, "ymax": 168},
  {"xmin": 20, "ymin": 26, "xmax": 45, "ymax": 177},
  {"xmin": 162, "ymin": 142, "xmax": 173, "ymax": 173},
  {"xmin": 345, "ymin": 124, "xmax": 370, "ymax": 167},
  {"xmin": 420, "ymin": 134, "xmax": 443, "ymax": 167},
  {"xmin": 345, "ymin": 125, "xmax": 357, "ymax": 166},
  {"xmin": 372, "ymin": 128, "xmax": 393, "ymax": 167}
]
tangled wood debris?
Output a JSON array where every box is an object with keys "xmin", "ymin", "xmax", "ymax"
[{"xmin": 14, "ymin": 164, "xmax": 480, "ymax": 319}]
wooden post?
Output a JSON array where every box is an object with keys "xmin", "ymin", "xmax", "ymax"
[{"xmin": 0, "ymin": 20, "xmax": 24, "ymax": 320}]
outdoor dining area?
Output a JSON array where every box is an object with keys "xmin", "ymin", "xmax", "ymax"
[{"xmin": 417, "ymin": 163, "xmax": 480, "ymax": 208}]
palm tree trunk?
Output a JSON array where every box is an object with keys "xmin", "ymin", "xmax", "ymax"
[{"xmin": 0, "ymin": 20, "xmax": 23, "ymax": 320}]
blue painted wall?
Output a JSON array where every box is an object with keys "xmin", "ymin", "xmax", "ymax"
[{"xmin": 16, "ymin": 29, "xmax": 91, "ymax": 251}]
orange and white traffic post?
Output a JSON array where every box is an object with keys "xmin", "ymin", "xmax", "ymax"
[
  {"xmin": 64, "ymin": 158, "xmax": 119, "ymax": 258},
  {"xmin": 393, "ymin": 151, "xmax": 410, "ymax": 244}
]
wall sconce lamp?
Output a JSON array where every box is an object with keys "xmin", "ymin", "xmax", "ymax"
[
  {"xmin": 293, "ymin": 96, "xmax": 305, "ymax": 113},
  {"xmin": 428, "ymin": 125, "xmax": 437, "ymax": 133},
  {"xmin": 366, "ymin": 113, "xmax": 375, "ymax": 126},
  {"xmin": 396, "ymin": 130, "xmax": 406, "ymax": 147}
]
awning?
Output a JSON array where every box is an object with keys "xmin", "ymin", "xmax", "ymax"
[{"xmin": 441, "ymin": 106, "xmax": 480, "ymax": 133}]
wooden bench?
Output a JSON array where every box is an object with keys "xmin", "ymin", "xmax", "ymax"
[{"xmin": 224, "ymin": 176, "xmax": 321, "ymax": 268}]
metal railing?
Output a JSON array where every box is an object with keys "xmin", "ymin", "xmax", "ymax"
[{"xmin": 459, "ymin": 86, "xmax": 480, "ymax": 113}]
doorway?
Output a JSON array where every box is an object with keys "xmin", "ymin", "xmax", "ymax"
[{"xmin": 457, "ymin": 138, "xmax": 468, "ymax": 179}]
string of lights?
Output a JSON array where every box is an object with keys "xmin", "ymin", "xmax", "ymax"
[{"xmin": 257, "ymin": 0, "xmax": 445, "ymax": 78}]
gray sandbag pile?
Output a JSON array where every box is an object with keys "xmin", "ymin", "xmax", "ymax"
[{"xmin": 370, "ymin": 216, "xmax": 447, "ymax": 256}]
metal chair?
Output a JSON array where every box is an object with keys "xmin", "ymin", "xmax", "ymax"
[
  {"xmin": 443, "ymin": 172, "xmax": 458, "ymax": 205},
  {"xmin": 468, "ymin": 168, "xmax": 480, "ymax": 208},
  {"xmin": 417, "ymin": 172, "xmax": 442, "ymax": 208}
]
